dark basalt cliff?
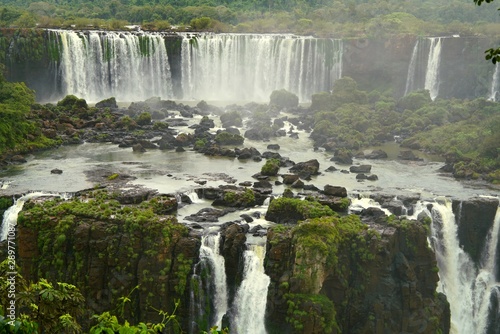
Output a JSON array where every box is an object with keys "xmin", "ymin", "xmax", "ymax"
[
  {"xmin": 264, "ymin": 213, "xmax": 450, "ymax": 334},
  {"xmin": 4, "ymin": 186, "xmax": 500, "ymax": 332}
]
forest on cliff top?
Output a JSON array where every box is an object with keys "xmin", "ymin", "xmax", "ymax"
[{"xmin": 1, "ymin": 0, "xmax": 499, "ymax": 37}]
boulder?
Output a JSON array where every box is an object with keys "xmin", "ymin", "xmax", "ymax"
[
  {"xmin": 323, "ymin": 185, "xmax": 347, "ymax": 198},
  {"xmin": 349, "ymin": 164, "xmax": 372, "ymax": 173},
  {"xmin": 365, "ymin": 149, "xmax": 388, "ymax": 159},
  {"xmin": 289, "ymin": 159, "xmax": 320, "ymax": 176}
]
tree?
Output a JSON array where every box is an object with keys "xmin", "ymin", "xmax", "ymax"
[{"xmin": 474, "ymin": 0, "xmax": 500, "ymax": 64}]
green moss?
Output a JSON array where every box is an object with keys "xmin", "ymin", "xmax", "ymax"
[
  {"xmin": 261, "ymin": 158, "xmax": 280, "ymax": 176},
  {"xmin": 107, "ymin": 173, "xmax": 119, "ymax": 180},
  {"xmin": 266, "ymin": 197, "xmax": 336, "ymax": 223},
  {"xmin": 214, "ymin": 131, "xmax": 244, "ymax": 145},
  {"xmin": 285, "ymin": 293, "xmax": 338, "ymax": 333}
]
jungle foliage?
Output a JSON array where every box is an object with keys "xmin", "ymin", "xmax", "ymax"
[
  {"xmin": 0, "ymin": 0, "xmax": 498, "ymax": 38},
  {"xmin": 0, "ymin": 69, "xmax": 59, "ymax": 158},
  {"xmin": 309, "ymin": 77, "xmax": 500, "ymax": 183}
]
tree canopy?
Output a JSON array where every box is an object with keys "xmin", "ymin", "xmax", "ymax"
[{"xmin": 474, "ymin": 0, "xmax": 500, "ymax": 63}]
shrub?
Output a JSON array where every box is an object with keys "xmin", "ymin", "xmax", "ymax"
[{"xmin": 270, "ymin": 89, "xmax": 299, "ymax": 109}]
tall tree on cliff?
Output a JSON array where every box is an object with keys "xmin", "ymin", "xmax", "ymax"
[{"xmin": 474, "ymin": 0, "xmax": 500, "ymax": 63}]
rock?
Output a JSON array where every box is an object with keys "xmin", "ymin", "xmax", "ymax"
[
  {"xmin": 291, "ymin": 179, "xmax": 304, "ymax": 189},
  {"xmin": 282, "ymin": 174, "xmax": 300, "ymax": 185},
  {"xmin": 50, "ymin": 168, "xmax": 63, "ymax": 174},
  {"xmin": 267, "ymin": 144, "xmax": 280, "ymax": 150},
  {"xmin": 253, "ymin": 180, "xmax": 273, "ymax": 189},
  {"xmin": 323, "ymin": 185, "xmax": 347, "ymax": 198},
  {"xmin": 132, "ymin": 144, "xmax": 146, "ymax": 152},
  {"xmin": 95, "ymin": 97, "xmax": 118, "ymax": 109},
  {"xmin": 398, "ymin": 150, "xmax": 423, "ymax": 161},
  {"xmin": 453, "ymin": 197, "xmax": 500, "ymax": 266},
  {"xmin": 240, "ymin": 214, "xmax": 254, "ymax": 223},
  {"xmin": 289, "ymin": 159, "xmax": 320, "ymax": 176},
  {"xmin": 325, "ymin": 166, "xmax": 338, "ymax": 172},
  {"xmin": 365, "ymin": 149, "xmax": 388, "ymax": 159},
  {"xmin": 367, "ymin": 174, "xmax": 379, "ymax": 181},
  {"xmin": 10, "ymin": 155, "xmax": 27, "ymax": 164},
  {"xmin": 331, "ymin": 150, "xmax": 353, "ymax": 164},
  {"xmin": 349, "ymin": 164, "xmax": 372, "ymax": 173}
]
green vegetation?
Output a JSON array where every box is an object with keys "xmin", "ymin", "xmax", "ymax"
[
  {"xmin": 214, "ymin": 131, "xmax": 244, "ymax": 145},
  {"xmin": 220, "ymin": 110, "xmax": 243, "ymax": 127},
  {"xmin": 474, "ymin": 0, "xmax": 500, "ymax": 63},
  {"xmin": 261, "ymin": 158, "xmax": 280, "ymax": 176},
  {"xmin": 266, "ymin": 197, "xmax": 336, "ymax": 223},
  {"xmin": 0, "ymin": 261, "xmax": 181, "ymax": 333},
  {"xmin": 135, "ymin": 112, "xmax": 152, "ymax": 126},
  {"xmin": 269, "ymin": 89, "xmax": 299, "ymax": 109},
  {"xmin": 15, "ymin": 190, "xmax": 189, "ymax": 327},
  {"xmin": 0, "ymin": 0, "xmax": 498, "ymax": 38},
  {"xmin": 271, "ymin": 214, "xmax": 378, "ymax": 331},
  {"xmin": 0, "ymin": 70, "xmax": 59, "ymax": 157},
  {"xmin": 309, "ymin": 78, "xmax": 500, "ymax": 183},
  {"xmin": 223, "ymin": 188, "xmax": 256, "ymax": 207}
]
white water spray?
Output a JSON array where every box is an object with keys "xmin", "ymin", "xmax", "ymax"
[
  {"xmin": 429, "ymin": 200, "xmax": 500, "ymax": 334},
  {"xmin": 489, "ymin": 63, "xmax": 499, "ymax": 101},
  {"xmin": 424, "ymin": 37, "xmax": 443, "ymax": 100},
  {"xmin": 181, "ymin": 34, "xmax": 342, "ymax": 102},
  {"xmin": 1, "ymin": 192, "xmax": 62, "ymax": 241},
  {"xmin": 232, "ymin": 244, "xmax": 270, "ymax": 334},
  {"xmin": 404, "ymin": 40, "xmax": 420, "ymax": 95},
  {"xmin": 51, "ymin": 29, "xmax": 173, "ymax": 102},
  {"xmin": 190, "ymin": 233, "xmax": 229, "ymax": 332}
]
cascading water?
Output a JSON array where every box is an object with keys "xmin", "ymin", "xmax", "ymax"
[
  {"xmin": 424, "ymin": 37, "xmax": 443, "ymax": 100},
  {"xmin": 181, "ymin": 34, "xmax": 342, "ymax": 102},
  {"xmin": 404, "ymin": 40, "xmax": 420, "ymax": 95},
  {"xmin": 231, "ymin": 244, "xmax": 270, "ymax": 334},
  {"xmin": 190, "ymin": 233, "xmax": 229, "ymax": 332},
  {"xmin": 1, "ymin": 192, "xmax": 62, "ymax": 241},
  {"xmin": 50, "ymin": 29, "xmax": 173, "ymax": 102},
  {"xmin": 428, "ymin": 200, "xmax": 500, "ymax": 334},
  {"xmin": 489, "ymin": 63, "xmax": 499, "ymax": 102}
]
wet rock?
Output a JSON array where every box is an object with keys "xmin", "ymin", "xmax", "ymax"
[
  {"xmin": 50, "ymin": 168, "xmax": 63, "ymax": 174},
  {"xmin": 323, "ymin": 185, "xmax": 347, "ymax": 198},
  {"xmin": 325, "ymin": 166, "xmax": 338, "ymax": 172},
  {"xmin": 291, "ymin": 179, "xmax": 304, "ymax": 189},
  {"xmin": 350, "ymin": 164, "xmax": 372, "ymax": 173},
  {"xmin": 330, "ymin": 150, "xmax": 353, "ymax": 164},
  {"xmin": 289, "ymin": 159, "xmax": 320, "ymax": 176},
  {"xmin": 365, "ymin": 149, "xmax": 388, "ymax": 159},
  {"xmin": 398, "ymin": 150, "xmax": 423, "ymax": 161},
  {"xmin": 267, "ymin": 144, "xmax": 280, "ymax": 150},
  {"xmin": 132, "ymin": 144, "xmax": 146, "ymax": 152},
  {"xmin": 282, "ymin": 174, "xmax": 300, "ymax": 185}
]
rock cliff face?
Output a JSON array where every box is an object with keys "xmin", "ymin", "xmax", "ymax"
[
  {"xmin": 9, "ymin": 187, "xmax": 500, "ymax": 333},
  {"xmin": 453, "ymin": 197, "xmax": 500, "ymax": 275},
  {"xmin": 14, "ymin": 190, "xmax": 198, "ymax": 330},
  {"xmin": 265, "ymin": 213, "xmax": 450, "ymax": 334}
]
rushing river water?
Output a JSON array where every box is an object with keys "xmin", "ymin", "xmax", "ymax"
[{"xmin": 0, "ymin": 111, "xmax": 497, "ymax": 203}]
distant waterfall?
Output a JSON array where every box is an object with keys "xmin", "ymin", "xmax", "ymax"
[
  {"xmin": 190, "ymin": 233, "xmax": 228, "ymax": 332},
  {"xmin": 489, "ymin": 63, "xmax": 500, "ymax": 101},
  {"xmin": 181, "ymin": 34, "xmax": 342, "ymax": 102},
  {"xmin": 429, "ymin": 200, "xmax": 500, "ymax": 334},
  {"xmin": 232, "ymin": 244, "xmax": 270, "ymax": 334},
  {"xmin": 50, "ymin": 29, "xmax": 173, "ymax": 102},
  {"xmin": 424, "ymin": 37, "xmax": 443, "ymax": 100},
  {"xmin": 404, "ymin": 40, "xmax": 420, "ymax": 95}
]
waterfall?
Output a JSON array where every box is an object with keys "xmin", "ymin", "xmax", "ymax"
[
  {"xmin": 429, "ymin": 200, "xmax": 500, "ymax": 334},
  {"xmin": 190, "ymin": 233, "xmax": 228, "ymax": 332},
  {"xmin": 404, "ymin": 40, "xmax": 420, "ymax": 95},
  {"xmin": 424, "ymin": 37, "xmax": 443, "ymax": 100},
  {"xmin": 181, "ymin": 34, "xmax": 342, "ymax": 102},
  {"xmin": 232, "ymin": 244, "xmax": 270, "ymax": 334},
  {"xmin": 1, "ymin": 192, "xmax": 62, "ymax": 241},
  {"xmin": 489, "ymin": 63, "xmax": 500, "ymax": 101},
  {"xmin": 50, "ymin": 29, "xmax": 173, "ymax": 102}
]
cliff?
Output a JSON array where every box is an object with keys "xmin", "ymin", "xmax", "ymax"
[
  {"xmin": 6, "ymin": 187, "xmax": 500, "ymax": 333},
  {"xmin": 264, "ymin": 213, "xmax": 450, "ymax": 334}
]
